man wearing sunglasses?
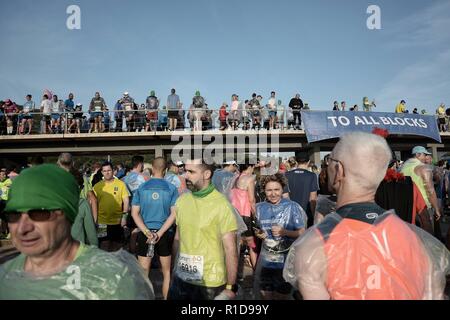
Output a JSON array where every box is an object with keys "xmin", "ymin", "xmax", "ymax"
[{"xmin": 0, "ymin": 164, "xmax": 154, "ymax": 299}]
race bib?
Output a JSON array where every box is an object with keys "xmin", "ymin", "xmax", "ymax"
[
  {"xmin": 94, "ymin": 106, "xmax": 102, "ymax": 112},
  {"xmin": 264, "ymin": 251, "xmax": 284, "ymax": 264},
  {"xmin": 97, "ymin": 224, "xmax": 107, "ymax": 238},
  {"xmin": 177, "ymin": 253, "xmax": 204, "ymax": 282},
  {"xmin": 124, "ymin": 103, "xmax": 132, "ymax": 111}
]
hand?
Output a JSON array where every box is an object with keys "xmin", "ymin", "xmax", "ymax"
[
  {"xmin": 435, "ymin": 210, "xmax": 441, "ymax": 221},
  {"xmin": 253, "ymin": 228, "xmax": 267, "ymax": 239},
  {"xmin": 146, "ymin": 231, "xmax": 159, "ymax": 244},
  {"xmin": 121, "ymin": 218, "xmax": 127, "ymax": 227},
  {"xmin": 214, "ymin": 289, "xmax": 236, "ymax": 300},
  {"xmin": 271, "ymin": 225, "xmax": 284, "ymax": 237}
]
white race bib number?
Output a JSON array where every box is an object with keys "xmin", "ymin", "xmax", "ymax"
[
  {"xmin": 97, "ymin": 224, "xmax": 107, "ymax": 238},
  {"xmin": 94, "ymin": 106, "xmax": 101, "ymax": 112},
  {"xmin": 177, "ymin": 253, "xmax": 204, "ymax": 282}
]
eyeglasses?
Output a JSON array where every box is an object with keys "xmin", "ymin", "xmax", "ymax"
[
  {"xmin": 4, "ymin": 209, "xmax": 59, "ymax": 223},
  {"xmin": 326, "ymin": 157, "xmax": 345, "ymax": 174}
]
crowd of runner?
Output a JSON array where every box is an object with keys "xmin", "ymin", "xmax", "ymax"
[
  {"xmin": 1, "ymin": 89, "xmax": 447, "ymax": 135},
  {"xmin": 1, "ymin": 130, "xmax": 450, "ymax": 300}
]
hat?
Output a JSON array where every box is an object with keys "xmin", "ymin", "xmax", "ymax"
[
  {"xmin": 76, "ymin": 103, "xmax": 82, "ymax": 107},
  {"xmin": 123, "ymin": 91, "xmax": 129, "ymax": 96},
  {"xmin": 412, "ymin": 146, "xmax": 431, "ymax": 155},
  {"xmin": 5, "ymin": 164, "xmax": 79, "ymax": 223},
  {"xmin": 195, "ymin": 91, "xmax": 201, "ymax": 97},
  {"xmin": 175, "ymin": 161, "xmax": 184, "ymax": 166},
  {"xmin": 150, "ymin": 90, "xmax": 155, "ymax": 96},
  {"xmin": 224, "ymin": 160, "xmax": 237, "ymax": 166}
]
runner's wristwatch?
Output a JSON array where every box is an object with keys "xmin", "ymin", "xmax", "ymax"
[{"xmin": 226, "ymin": 284, "xmax": 238, "ymax": 293}]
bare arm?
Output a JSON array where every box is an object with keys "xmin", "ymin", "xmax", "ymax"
[
  {"xmin": 418, "ymin": 165, "xmax": 441, "ymax": 220},
  {"xmin": 247, "ymin": 177, "xmax": 256, "ymax": 216},
  {"xmin": 172, "ymin": 225, "xmax": 180, "ymax": 259},
  {"xmin": 220, "ymin": 231, "xmax": 238, "ymax": 298},
  {"xmin": 131, "ymin": 205, "xmax": 149, "ymax": 234},
  {"xmin": 87, "ymin": 190, "xmax": 98, "ymax": 224},
  {"xmin": 309, "ymin": 191, "xmax": 318, "ymax": 217}
]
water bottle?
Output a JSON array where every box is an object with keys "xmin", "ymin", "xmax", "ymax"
[{"xmin": 146, "ymin": 240, "xmax": 155, "ymax": 258}]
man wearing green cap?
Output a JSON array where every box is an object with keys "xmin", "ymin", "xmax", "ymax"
[
  {"xmin": 0, "ymin": 164, "xmax": 154, "ymax": 299},
  {"xmin": 146, "ymin": 91, "xmax": 159, "ymax": 132}
]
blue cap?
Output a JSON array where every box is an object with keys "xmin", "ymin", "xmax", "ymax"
[{"xmin": 412, "ymin": 146, "xmax": 431, "ymax": 155}]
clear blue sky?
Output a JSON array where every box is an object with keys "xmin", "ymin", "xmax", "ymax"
[{"xmin": 1, "ymin": 0, "xmax": 449, "ymax": 112}]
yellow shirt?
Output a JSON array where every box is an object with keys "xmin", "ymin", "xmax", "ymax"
[
  {"xmin": 395, "ymin": 103, "xmax": 405, "ymax": 113},
  {"xmin": 175, "ymin": 189, "xmax": 238, "ymax": 287},
  {"xmin": 0, "ymin": 178, "xmax": 12, "ymax": 201},
  {"xmin": 93, "ymin": 178, "xmax": 130, "ymax": 225}
]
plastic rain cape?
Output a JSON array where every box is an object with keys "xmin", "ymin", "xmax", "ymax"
[
  {"xmin": 0, "ymin": 246, "xmax": 155, "ymax": 300},
  {"xmin": 283, "ymin": 211, "xmax": 450, "ymax": 300},
  {"xmin": 252, "ymin": 199, "xmax": 308, "ymax": 298}
]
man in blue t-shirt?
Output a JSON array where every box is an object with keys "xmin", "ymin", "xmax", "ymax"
[
  {"xmin": 131, "ymin": 157, "xmax": 178, "ymax": 300},
  {"xmin": 284, "ymin": 157, "xmax": 319, "ymax": 228}
]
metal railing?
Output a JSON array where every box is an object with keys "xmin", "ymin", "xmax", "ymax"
[{"xmin": 0, "ymin": 107, "xmax": 442, "ymax": 135}]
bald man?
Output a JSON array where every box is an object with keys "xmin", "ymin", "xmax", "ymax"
[
  {"xmin": 283, "ymin": 132, "xmax": 450, "ymax": 300},
  {"xmin": 131, "ymin": 157, "xmax": 178, "ymax": 299}
]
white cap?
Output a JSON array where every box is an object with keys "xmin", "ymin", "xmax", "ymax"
[
  {"xmin": 175, "ymin": 161, "xmax": 184, "ymax": 166},
  {"xmin": 224, "ymin": 160, "xmax": 237, "ymax": 166},
  {"xmin": 76, "ymin": 103, "xmax": 82, "ymax": 107},
  {"xmin": 123, "ymin": 91, "xmax": 129, "ymax": 96}
]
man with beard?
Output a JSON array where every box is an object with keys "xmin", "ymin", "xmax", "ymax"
[{"xmin": 168, "ymin": 159, "xmax": 239, "ymax": 300}]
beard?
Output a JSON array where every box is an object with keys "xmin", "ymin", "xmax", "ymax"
[{"xmin": 186, "ymin": 180, "xmax": 200, "ymax": 192}]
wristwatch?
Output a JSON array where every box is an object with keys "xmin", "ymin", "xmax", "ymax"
[{"xmin": 226, "ymin": 284, "xmax": 239, "ymax": 293}]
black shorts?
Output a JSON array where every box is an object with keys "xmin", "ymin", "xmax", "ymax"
[
  {"xmin": 241, "ymin": 216, "xmax": 255, "ymax": 237},
  {"xmin": 439, "ymin": 117, "xmax": 446, "ymax": 124},
  {"xmin": 259, "ymin": 267, "xmax": 292, "ymax": 294},
  {"xmin": 168, "ymin": 276, "xmax": 225, "ymax": 300},
  {"xmin": 98, "ymin": 224, "xmax": 123, "ymax": 242},
  {"xmin": 136, "ymin": 229, "xmax": 175, "ymax": 257},
  {"xmin": 22, "ymin": 115, "xmax": 33, "ymax": 120},
  {"xmin": 168, "ymin": 110, "xmax": 179, "ymax": 119}
]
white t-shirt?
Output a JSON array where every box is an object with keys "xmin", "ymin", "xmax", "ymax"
[
  {"xmin": 51, "ymin": 101, "xmax": 61, "ymax": 113},
  {"xmin": 268, "ymin": 97, "xmax": 276, "ymax": 110},
  {"xmin": 40, "ymin": 99, "xmax": 52, "ymax": 115}
]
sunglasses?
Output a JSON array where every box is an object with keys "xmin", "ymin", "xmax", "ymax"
[{"xmin": 4, "ymin": 209, "xmax": 59, "ymax": 223}]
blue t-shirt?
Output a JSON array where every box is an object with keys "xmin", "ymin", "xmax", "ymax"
[
  {"xmin": 65, "ymin": 99, "xmax": 74, "ymax": 110},
  {"xmin": 132, "ymin": 178, "xmax": 178, "ymax": 230},
  {"xmin": 164, "ymin": 172, "xmax": 181, "ymax": 190},
  {"xmin": 256, "ymin": 198, "xmax": 306, "ymax": 269},
  {"xmin": 122, "ymin": 172, "xmax": 146, "ymax": 197}
]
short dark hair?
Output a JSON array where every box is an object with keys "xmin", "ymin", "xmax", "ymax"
[
  {"xmin": 252, "ymin": 93, "xmax": 256, "ymax": 98},
  {"xmin": 43, "ymin": 94, "xmax": 48, "ymax": 99},
  {"xmin": 101, "ymin": 161, "xmax": 113, "ymax": 170},
  {"xmin": 296, "ymin": 156, "xmax": 309, "ymax": 164},
  {"xmin": 271, "ymin": 91, "xmax": 275, "ymax": 95},
  {"xmin": 26, "ymin": 94, "xmax": 32, "ymax": 98},
  {"xmin": 131, "ymin": 155, "xmax": 144, "ymax": 169},
  {"xmin": 401, "ymin": 100, "xmax": 406, "ymax": 104}
]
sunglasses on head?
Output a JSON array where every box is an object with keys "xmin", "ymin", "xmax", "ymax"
[{"xmin": 4, "ymin": 209, "xmax": 60, "ymax": 223}]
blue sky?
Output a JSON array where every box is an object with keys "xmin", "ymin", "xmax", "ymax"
[{"xmin": 1, "ymin": 0, "xmax": 449, "ymax": 112}]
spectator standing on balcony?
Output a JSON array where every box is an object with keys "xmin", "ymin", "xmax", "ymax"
[
  {"xmin": 413, "ymin": 108, "xmax": 419, "ymax": 114},
  {"xmin": 19, "ymin": 95, "xmax": 35, "ymax": 135},
  {"xmin": 268, "ymin": 91, "xmax": 277, "ymax": 130},
  {"xmin": 4, "ymin": 99, "xmax": 18, "ymax": 135},
  {"xmin": 363, "ymin": 97, "xmax": 376, "ymax": 112},
  {"xmin": 50, "ymin": 95, "xmax": 64, "ymax": 134},
  {"xmin": 340, "ymin": 101, "xmax": 346, "ymax": 111},
  {"xmin": 229, "ymin": 94, "xmax": 240, "ymax": 130},
  {"xmin": 64, "ymin": 93, "xmax": 75, "ymax": 133},
  {"xmin": 332, "ymin": 101, "xmax": 339, "ymax": 111},
  {"xmin": 289, "ymin": 94, "xmax": 303, "ymax": 130},
  {"xmin": 167, "ymin": 88, "xmax": 180, "ymax": 131},
  {"xmin": 436, "ymin": 104, "xmax": 446, "ymax": 132},
  {"xmin": 89, "ymin": 92, "xmax": 107, "ymax": 133},
  {"xmin": 192, "ymin": 91, "xmax": 205, "ymax": 131},
  {"xmin": 395, "ymin": 100, "xmax": 407, "ymax": 113},
  {"xmin": 219, "ymin": 102, "xmax": 229, "ymax": 130},
  {"xmin": 40, "ymin": 94, "xmax": 52, "ymax": 134},
  {"xmin": 146, "ymin": 90, "xmax": 159, "ymax": 132},
  {"xmin": 114, "ymin": 99, "xmax": 123, "ymax": 132}
]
